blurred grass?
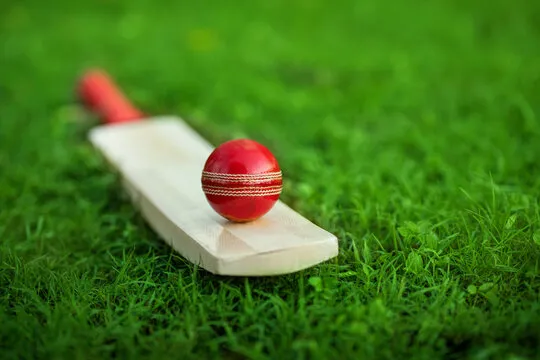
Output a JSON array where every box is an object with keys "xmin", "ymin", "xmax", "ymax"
[{"xmin": 1, "ymin": 0, "xmax": 540, "ymax": 359}]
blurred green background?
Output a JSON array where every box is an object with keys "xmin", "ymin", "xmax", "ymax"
[{"xmin": 1, "ymin": 0, "xmax": 540, "ymax": 359}]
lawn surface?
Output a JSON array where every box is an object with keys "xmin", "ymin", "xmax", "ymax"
[{"xmin": 2, "ymin": 0, "xmax": 540, "ymax": 359}]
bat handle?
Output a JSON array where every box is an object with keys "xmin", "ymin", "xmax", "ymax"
[{"xmin": 77, "ymin": 69, "xmax": 145, "ymax": 124}]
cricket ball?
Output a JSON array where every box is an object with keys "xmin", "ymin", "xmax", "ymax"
[{"xmin": 201, "ymin": 139, "xmax": 282, "ymax": 222}]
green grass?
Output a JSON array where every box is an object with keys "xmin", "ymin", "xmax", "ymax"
[{"xmin": 2, "ymin": 0, "xmax": 540, "ymax": 358}]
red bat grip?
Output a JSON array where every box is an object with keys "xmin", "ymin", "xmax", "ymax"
[{"xmin": 78, "ymin": 69, "xmax": 145, "ymax": 124}]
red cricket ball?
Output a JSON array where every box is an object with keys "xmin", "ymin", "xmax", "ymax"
[{"xmin": 201, "ymin": 139, "xmax": 283, "ymax": 222}]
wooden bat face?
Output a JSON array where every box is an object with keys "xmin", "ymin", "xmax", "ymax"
[{"xmin": 89, "ymin": 117, "xmax": 338, "ymax": 276}]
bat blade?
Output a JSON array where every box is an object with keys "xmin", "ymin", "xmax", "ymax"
[{"xmin": 89, "ymin": 116, "xmax": 339, "ymax": 276}]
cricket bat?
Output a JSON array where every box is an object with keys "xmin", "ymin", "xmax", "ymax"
[{"xmin": 77, "ymin": 69, "xmax": 339, "ymax": 276}]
